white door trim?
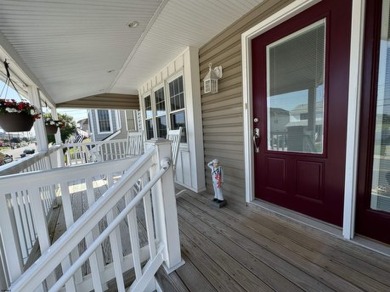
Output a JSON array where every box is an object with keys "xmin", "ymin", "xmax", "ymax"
[{"xmin": 342, "ymin": 0, "xmax": 365, "ymax": 240}]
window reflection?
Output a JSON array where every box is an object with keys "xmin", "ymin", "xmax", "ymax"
[
  {"xmin": 371, "ymin": 0, "xmax": 390, "ymax": 212},
  {"xmin": 267, "ymin": 20, "xmax": 325, "ymax": 154}
]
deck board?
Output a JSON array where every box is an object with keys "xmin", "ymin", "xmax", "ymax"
[{"xmin": 156, "ymin": 188, "xmax": 390, "ymax": 291}]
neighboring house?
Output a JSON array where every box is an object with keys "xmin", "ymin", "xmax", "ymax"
[
  {"xmin": 88, "ymin": 109, "xmax": 139, "ymax": 142},
  {"xmin": 76, "ymin": 118, "xmax": 89, "ymax": 133}
]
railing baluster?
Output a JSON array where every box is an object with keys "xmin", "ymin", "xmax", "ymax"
[
  {"xmin": 19, "ymin": 192, "xmax": 34, "ymax": 257},
  {"xmin": 126, "ymin": 189, "xmax": 142, "ymax": 280},
  {"xmin": 106, "ymin": 174, "xmax": 125, "ymax": 292},
  {"xmin": 85, "ymin": 177, "xmax": 105, "ymax": 291},
  {"xmin": 60, "ymin": 181, "xmax": 83, "ymax": 284},
  {"xmin": 143, "ymin": 188, "xmax": 156, "ymax": 259},
  {"xmin": 11, "ymin": 192, "xmax": 29, "ymax": 261},
  {"xmin": 0, "ymin": 194, "xmax": 23, "ymax": 282}
]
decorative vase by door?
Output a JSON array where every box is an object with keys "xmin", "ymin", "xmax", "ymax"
[
  {"xmin": 45, "ymin": 125, "xmax": 58, "ymax": 134},
  {"xmin": 0, "ymin": 112, "xmax": 35, "ymax": 132}
]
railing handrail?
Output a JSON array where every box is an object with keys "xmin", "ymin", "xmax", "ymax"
[
  {"xmin": 0, "ymin": 145, "xmax": 61, "ymax": 176},
  {"xmin": 9, "ymin": 147, "xmax": 156, "ymax": 291},
  {"xmin": 0, "ymin": 155, "xmax": 139, "ymax": 194},
  {"xmin": 62, "ymin": 138, "xmax": 127, "ymax": 148}
]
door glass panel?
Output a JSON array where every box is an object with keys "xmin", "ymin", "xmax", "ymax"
[
  {"xmin": 266, "ymin": 20, "xmax": 325, "ymax": 153},
  {"xmin": 371, "ymin": 0, "xmax": 390, "ymax": 212}
]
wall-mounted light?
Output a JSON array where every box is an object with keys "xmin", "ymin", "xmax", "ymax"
[{"xmin": 203, "ymin": 63, "xmax": 222, "ymax": 94}]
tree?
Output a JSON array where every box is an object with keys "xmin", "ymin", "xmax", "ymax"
[{"xmin": 46, "ymin": 113, "xmax": 76, "ymax": 144}]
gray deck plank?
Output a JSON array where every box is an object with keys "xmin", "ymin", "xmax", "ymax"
[
  {"xmin": 180, "ymin": 191, "xmax": 367, "ymax": 291},
  {"xmin": 178, "ymin": 200, "xmax": 304, "ymax": 290},
  {"xmin": 224, "ymin": 196, "xmax": 390, "ymax": 290}
]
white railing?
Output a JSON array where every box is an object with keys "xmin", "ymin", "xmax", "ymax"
[
  {"xmin": 2, "ymin": 139, "xmax": 183, "ymax": 291},
  {"xmin": 62, "ymin": 135, "xmax": 144, "ymax": 166},
  {"xmin": 0, "ymin": 145, "xmax": 63, "ymax": 176}
]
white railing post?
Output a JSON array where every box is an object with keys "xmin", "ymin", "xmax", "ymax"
[
  {"xmin": 0, "ymin": 194, "xmax": 24, "ymax": 283},
  {"xmin": 147, "ymin": 138, "xmax": 184, "ymax": 273}
]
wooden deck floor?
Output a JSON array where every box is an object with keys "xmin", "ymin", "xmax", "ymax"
[{"xmin": 156, "ymin": 189, "xmax": 390, "ymax": 292}]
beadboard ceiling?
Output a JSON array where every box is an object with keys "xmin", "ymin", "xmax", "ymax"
[{"xmin": 0, "ymin": 0, "xmax": 263, "ymax": 106}]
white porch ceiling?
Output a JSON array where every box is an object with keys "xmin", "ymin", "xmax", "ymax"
[{"xmin": 0, "ymin": 0, "xmax": 263, "ymax": 105}]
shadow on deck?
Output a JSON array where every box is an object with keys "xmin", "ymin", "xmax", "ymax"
[{"xmin": 157, "ymin": 188, "xmax": 390, "ymax": 292}]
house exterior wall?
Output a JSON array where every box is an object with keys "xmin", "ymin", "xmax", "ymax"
[{"xmin": 199, "ymin": 0, "xmax": 294, "ymax": 199}]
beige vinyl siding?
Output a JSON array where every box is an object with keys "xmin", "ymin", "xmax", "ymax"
[{"xmin": 199, "ymin": 0, "xmax": 294, "ymax": 199}]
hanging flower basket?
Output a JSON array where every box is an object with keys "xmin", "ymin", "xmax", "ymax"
[
  {"xmin": 45, "ymin": 124, "xmax": 58, "ymax": 134},
  {"xmin": 44, "ymin": 117, "xmax": 65, "ymax": 135},
  {"xmin": 0, "ymin": 99, "xmax": 41, "ymax": 132},
  {"xmin": 0, "ymin": 111, "xmax": 36, "ymax": 132}
]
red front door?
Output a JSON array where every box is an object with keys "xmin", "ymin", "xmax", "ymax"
[
  {"xmin": 356, "ymin": 0, "xmax": 390, "ymax": 244},
  {"xmin": 252, "ymin": 0, "xmax": 352, "ymax": 226}
]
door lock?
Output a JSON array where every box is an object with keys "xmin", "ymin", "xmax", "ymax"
[{"xmin": 253, "ymin": 128, "xmax": 260, "ymax": 153}]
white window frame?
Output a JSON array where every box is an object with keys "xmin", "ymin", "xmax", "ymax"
[
  {"xmin": 166, "ymin": 72, "xmax": 187, "ymax": 144},
  {"xmin": 95, "ymin": 109, "xmax": 113, "ymax": 134},
  {"xmin": 143, "ymin": 92, "xmax": 154, "ymax": 139},
  {"xmin": 142, "ymin": 72, "xmax": 187, "ymax": 144},
  {"xmin": 153, "ymin": 84, "xmax": 167, "ymax": 138}
]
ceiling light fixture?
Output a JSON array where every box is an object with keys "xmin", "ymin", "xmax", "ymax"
[{"xmin": 128, "ymin": 21, "xmax": 139, "ymax": 28}]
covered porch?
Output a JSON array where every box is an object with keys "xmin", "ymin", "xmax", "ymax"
[{"xmin": 2, "ymin": 0, "xmax": 390, "ymax": 290}]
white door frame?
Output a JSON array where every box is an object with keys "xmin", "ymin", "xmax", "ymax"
[{"xmin": 241, "ymin": 0, "xmax": 365, "ymax": 240}]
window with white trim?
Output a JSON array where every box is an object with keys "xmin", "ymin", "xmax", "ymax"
[
  {"xmin": 144, "ymin": 95, "xmax": 154, "ymax": 139},
  {"xmin": 155, "ymin": 87, "xmax": 167, "ymax": 138},
  {"xmin": 142, "ymin": 75, "xmax": 187, "ymax": 143},
  {"xmin": 97, "ymin": 109, "xmax": 112, "ymax": 133},
  {"xmin": 169, "ymin": 76, "xmax": 187, "ymax": 143}
]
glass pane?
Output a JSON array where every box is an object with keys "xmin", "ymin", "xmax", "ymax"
[
  {"xmin": 170, "ymin": 110, "xmax": 187, "ymax": 143},
  {"xmin": 266, "ymin": 20, "xmax": 325, "ymax": 154},
  {"xmin": 170, "ymin": 77, "xmax": 185, "ymax": 111},
  {"xmin": 155, "ymin": 88, "xmax": 166, "ymax": 116},
  {"xmin": 97, "ymin": 109, "xmax": 111, "ymax": 132},
  {"xmin": 371, "ymin": 0, "xmax": 390, "ymax": 212},
  {"xmin": 156, "ymin": 116, "xmax": 167, "ymax": 138},
  {"xmin": 144, "ymin": 95, "xmax": 152, "ymax": 119},
  {"xmin": 145, "ymin": 119, "xmax": 154, "ymax": 140}
]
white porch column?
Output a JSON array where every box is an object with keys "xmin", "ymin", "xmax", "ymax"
[
  {"xmin": 146, "ymin": 138, "xmax": 184, "ymax": 273},
  {"xmin": 28, "ymin": 85, "xmax": 48, "ymax": 152},
  {"xmin": 50, "ymin": 108, "xmax": 62, "ymax": 145}
]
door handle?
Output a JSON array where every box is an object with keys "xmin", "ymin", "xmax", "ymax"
[{"xmin": 253, "ymin": 128, "xmax": 260, "ymax": 153}]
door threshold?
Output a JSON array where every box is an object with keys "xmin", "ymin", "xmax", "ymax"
[{"xmin": 249, "ymin": 199, "xmax": 390, "ymax": 257}]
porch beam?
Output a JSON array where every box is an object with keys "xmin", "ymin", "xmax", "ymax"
[{"xmin": 56, "ymin": 93, "xmax": 139, "ymax": 110}]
